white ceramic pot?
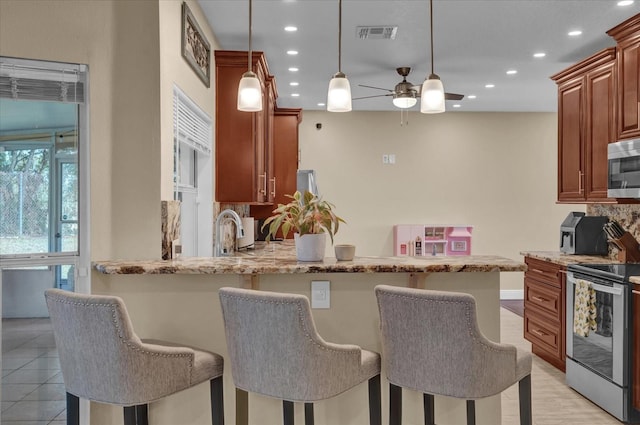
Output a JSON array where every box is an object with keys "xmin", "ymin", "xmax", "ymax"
[{"xmin": 294, "ymin": 233, "xmax": 326, "ymax": 262}]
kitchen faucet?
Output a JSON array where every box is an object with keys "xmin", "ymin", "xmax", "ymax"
[{"xmin": 214, "ymin": 209, "xmax": 245, "ymax": 257}]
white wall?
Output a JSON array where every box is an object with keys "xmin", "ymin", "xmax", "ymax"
[{"xmin": 299, "ymin": 111, "xmax": 583, "ymax": 290}]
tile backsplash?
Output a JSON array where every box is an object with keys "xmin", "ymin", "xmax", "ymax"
[{"xmin": 587, "ymin": 204, "xmax": 640, "ymax": 259}]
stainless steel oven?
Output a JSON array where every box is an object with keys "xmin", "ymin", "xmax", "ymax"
[{"xmin": 566, "ymin": 264, "xmax": 638, "ymax": 423}]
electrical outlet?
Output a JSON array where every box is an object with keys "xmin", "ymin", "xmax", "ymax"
[
  {"xmin": 382, "ymin": 154, "xmax": 389, "ymax": 164},
  {"xmin": 311, "ymin": 280, "xmax": 330, "ymax": 309},
  {"xmin": 389, "ymin": 154, "xmax": 396, "ymax": 164}
]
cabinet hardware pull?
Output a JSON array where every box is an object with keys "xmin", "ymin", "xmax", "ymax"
[
  {"xmin": 258, "ymin": 173, "xmax": 267, "ymax": 196},
  {"xmin": 270, "ymin": 177, "xmax": 276, "ymax": 198},
  {"xmin": 533, "ymin": 329, "xmax": 548, "ymax": 337},
  {"xmin": 531, "ymin": 296, "xmax": 548, "ymax": 303},
  {"xmin": 578, "ymin": 170, "xmax": 584, "ymax": 194},
  {"xmin": 532, "ymin": 269, "xmax": 546, "ymax": 274},
  {"xmin": 633, "ymin": 290, "xmax": 640, "ymax": 295}
]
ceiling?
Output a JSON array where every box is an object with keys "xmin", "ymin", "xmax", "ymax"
[{"xmin": 199, "ymin": 0, "xmax": 639, "ymax": 113}]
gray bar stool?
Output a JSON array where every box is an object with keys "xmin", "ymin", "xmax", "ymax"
[
  {"xmin": 44, "ymin": 288, "xmax": 224, "ymax": 425},
  {"xmin": 218, "ymin": 287, "xmax": 382, "ymax": 425},
  {"xmin": 375, "ymin": 285, "xmax": 532, "ymax": 425}
]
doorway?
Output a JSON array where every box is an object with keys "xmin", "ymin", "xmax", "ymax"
[{"xmin": 0, "ymin": 56, "xmax": 90, "ymax": 423}]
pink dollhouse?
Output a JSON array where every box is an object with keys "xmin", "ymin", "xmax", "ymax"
[{"xmin": 393, "ymin": 224, "xmax": 473, "ymax": 256}]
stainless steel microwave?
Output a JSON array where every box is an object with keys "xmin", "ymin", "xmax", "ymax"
[{"xmin": 608, "ymin": 138, "xmax": 640, "ymax": 198}]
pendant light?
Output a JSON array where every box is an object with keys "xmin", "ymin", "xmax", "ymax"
[
  {"xmin": 327, "ymin": 0, "xmax": 352, "ymax": 112},
  {"xmin": 421, "ymin": 0, "xmax": 445, "ymax": 114},
  {"xmin": 237, "ymin": 0, "xmax": 262, "ymax": 112}
]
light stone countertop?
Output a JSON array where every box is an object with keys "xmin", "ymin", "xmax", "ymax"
[
  {"xmin": 520, "ymin": 251, "xmax": 618, "ymax": 267},
  {"xmin": 93, "ymin": 241, "xmax": 526, "ymax": 275}
]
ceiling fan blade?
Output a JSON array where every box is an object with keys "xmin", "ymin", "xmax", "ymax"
[
  {"xmin": 445, "ymin": 93, "xmax": 464, "ymax": 101},
  {"xmin": 358, "ymin": 84, "xmax": 393, "ymax": 92},
  {"xmin": 352, "ymin": 94, "xmax": 394, "ymax": 100}
]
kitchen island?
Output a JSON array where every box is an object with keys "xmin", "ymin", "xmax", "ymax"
[{"xmin": 91, "ymin": 242, "xmax": 525, "ymax": 425}]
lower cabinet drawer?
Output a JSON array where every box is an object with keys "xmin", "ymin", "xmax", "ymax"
[
  {"xmin": 525, "ymin": 278, "xmax": 562, "ymax": 322},
  {"xmin": 524, "ymin": 310, "xmax": 563, "ymax": 360}
]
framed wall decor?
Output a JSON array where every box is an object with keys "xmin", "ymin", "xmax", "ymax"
[{"xmin": 181, "ymin": 2, "xmax": 211, "ymax": 87}]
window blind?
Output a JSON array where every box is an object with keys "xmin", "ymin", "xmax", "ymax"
[
  {"xmin": 0, "ymin": 58, "xmax": 85, "ymax": 103},
  {"xmin": 173, "ymin": 85, "xmax": 212, "ymax": 156}
]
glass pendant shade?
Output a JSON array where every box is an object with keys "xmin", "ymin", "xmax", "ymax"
[
  {"xmin": 237, "ymin": 71, "xmax": 262, "ymax": 112},
  {"xmin": 420, "ymin": 74, "xmax": 445, "ymax": 114},
  {"xmin": 392, "ymin": 94, "xmax": 417, "ymax": 109},
  {"xmin": 327, "ymin": 72, "xmax": 352, "ymax": 112}
]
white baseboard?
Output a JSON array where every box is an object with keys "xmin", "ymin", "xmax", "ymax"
[{"xmin": 500, "ymin": 289, "xmax": 524, "ymax": 300}]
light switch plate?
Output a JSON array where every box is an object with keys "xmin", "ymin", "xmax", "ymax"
[{"xmin": 311, "ymin": 280, "xmax": 330, "ymax": 309}]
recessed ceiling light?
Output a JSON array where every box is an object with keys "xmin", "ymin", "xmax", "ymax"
[
  {"xmin": 617, "ymin": 0, "xmax": 634, "ymax": 6},
  {"xmin": 485, "ymin": 84, "xmax": 495, "ymax": 89},
  {"xmin": 506, "ymin": 70, "xmax": 518, "ymax": 75},
  {"xmin": 290, "ymin": 82, "xmax": 299, "ymax": 86},
  {"xmin": 286, "ymin": 50, "xmax": 298, "ymax": 56},
  {"xmin": 288, "ymin": 67, "xmax": 299, "ymax": 72},
  {"xmin": 291, "ymin": 93, "xmax": 300, "ymax": 97},
  {"xmin": 568, "ymin": 30, "xmax": 582, "ymax": 37},
  {"xmin": 284, "ymin": 26, "xmax": 298, "ymax": 32},
  {"xmin": 533, "ymin": 52, "xmax": 546, "ymax": 58},
  {"xmin": 468, "ymin": 95, "xmax": 477, "ymax": 99},
  {"xmin": 317, "ymin": 102, "xmax": 326, "ymax": 106},
  {"xmin": 453, "ymin": 104, "xmax": 461, "ymax": 108}
]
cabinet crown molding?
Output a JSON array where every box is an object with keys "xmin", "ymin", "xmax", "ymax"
[
  {"xmin": 607, "ymin": 13, "xmax": 640, "ymax": 42},
  {"xmin": 550, "ymin": 48, "xmax": 616, "ymax": 83}
]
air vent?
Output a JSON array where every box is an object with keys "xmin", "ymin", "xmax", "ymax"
[{"xmin": 357, "ymin": 26, "xmax": 398, "ymax": 40}]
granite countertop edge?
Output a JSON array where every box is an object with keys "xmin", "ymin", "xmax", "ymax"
[
  {"xmin": 520, "ymin": 250, "xmax": 619, "ymax": 267},
  {"xmin": 94, "ymin": 242, "xmax": 525, "ymax": 275}
]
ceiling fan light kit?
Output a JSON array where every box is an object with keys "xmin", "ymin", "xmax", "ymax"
[
  {"xmin": 421, "ymin": 73, "xmax": 445, "ymax": 113},
  {"xmin": 237, "ymin": 0, "xmax": 263, "ymax": 112},
  {"xmin": 392, "ymin": 93, "xmax": 417, "ymax": 109},
  {"xmin": 327, "ymin": 0, "xmax": 352, "ymax": 112}
]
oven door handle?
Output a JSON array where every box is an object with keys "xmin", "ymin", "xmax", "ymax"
[{"xmin": 586, "ymin": 282, "xmax": 623, "ymax": 296}]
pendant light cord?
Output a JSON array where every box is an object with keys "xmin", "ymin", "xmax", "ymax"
[
  {"xmin": 338, "ymin": 0, "xmax": 342, "ymax": 73},
  {"xmin": 248, "ymin": 0, "xmax": 253, "ymax": 73},
  {"xmin": 429, "ymin": 0, "xmax": 434, "ymax": 75}
]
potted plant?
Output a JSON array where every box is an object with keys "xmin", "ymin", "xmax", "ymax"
[{"xmin": 262, "ymin": 190, "xmax": 345, "ymax": 261}]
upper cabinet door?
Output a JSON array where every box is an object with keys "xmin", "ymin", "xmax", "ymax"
[
  {"xmin": 557, "ymin": 77, "xmax": 585, "ymax": 202},
  {"xmin": 608, "ymin": 14, "xmax": 640, "ymax": 141},
  {"xmin": 585, "ymin": 61, "xmax": 617, "ymax": 201}
]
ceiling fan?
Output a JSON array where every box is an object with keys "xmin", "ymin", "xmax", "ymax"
[{"xmin": 354, "ymin": 67, "xmax": 464, "ymax": 109}]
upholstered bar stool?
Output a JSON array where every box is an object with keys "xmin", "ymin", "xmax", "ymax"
[
  {"xmin": 375, "ymin": 285, "xmax": 532, "ymax": 425},
  {"xmin": 44, "ymin": 289, "xmax": 224, "ymax": 425},
  {"xmin": 218, "ymin": 287, "xmax": 381, "ymax": 425}
]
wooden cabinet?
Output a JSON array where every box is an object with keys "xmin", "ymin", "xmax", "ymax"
[
  {"xmin": 523, "ymin": 257, "xmax": 567, "ymax": 371},
  {"xmin": 214, "ymin": 50, "xmax": 277, "ymax": 204},
  {"xmin": 608, "ymin": 14, "xmax": 640, "ymax": 141},
  {"xmin": 251, "ymin": 108, "xmax": 302, "ymax": 238},
  {"xmin": 552, "ymin": 48, "xmax": 617, "ymax": 203},
  {"xmin": 633, "ymin": 284, "xmax": 640, "ymax": 410}
]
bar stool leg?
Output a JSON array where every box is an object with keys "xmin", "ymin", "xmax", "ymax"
[
  {"xmin": 236, "ymin": 388, "xmax": 248, "ymax": 425},
  {"xmin": 66, "ymin": 393, "xmax": 80, "ymax": 425},
  {"xmin": 283, "ymin": 400, "xmax": 294, "ymax": 425},
  {"xmin": 466, "ymin": 400, "xmax": 476, "ymax": 425},
  {"xmin": 368, "ymin": 375, "xmax": 381, "ymax": 425},
  {"xmin": 389, "ymin": 383, "xmax": 402, "ymax": 425},
  {"xmin": 304, "ymin": 403, "xmax": 314, "ymax": 425},
  {"xmin": 136, "ymin": 404, "xmax": 148, "ymax": 425},
  {"xmin": 123, "ymin": 406, "xmax": 136, "ymax": 425},
  {"xmin": 210, "ymin": 377, "xmax": 224, "ymax": 425},
  {"xmin": 519, "ymin": 374, "xmax": 532, "ymax": 425},
  {"xmin": 423, "ymin": 393, "xmax": 434, "ymax": 425}
]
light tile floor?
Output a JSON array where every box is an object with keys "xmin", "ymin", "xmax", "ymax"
[
  {"xmin": 2, "ymin": 318, "xmax": 65, "ymax": 425},
  {"xmin": 0, "ymin": 310, "xmax": 628, "ymax": 425}
]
